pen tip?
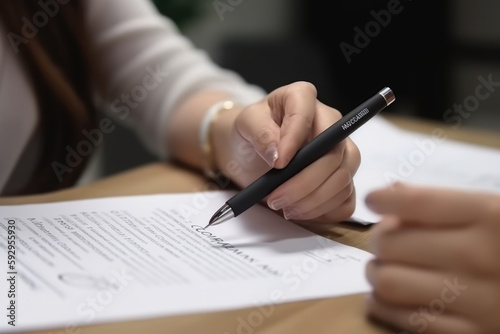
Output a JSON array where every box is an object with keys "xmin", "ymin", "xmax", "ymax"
[
  {"xmin": 206, "ymin": 204, "xmax": 234, "ymax": 228},
  {"xmin": 204, "ymin": 219, "xmax": 215, "ymax": 229}
]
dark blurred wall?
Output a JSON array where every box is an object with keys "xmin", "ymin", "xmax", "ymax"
[{"xmin": 298, "ymin": 0, "xmax": 452, "ymax": 119}]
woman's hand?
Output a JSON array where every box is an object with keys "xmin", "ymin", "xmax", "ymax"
[
  {"xmin": 365, "ymin": 182, "xmax": 500, "ymax": 334},
  {"xmin": 212, "ymin": 81, "xmax": 361, "ymax": 224}
]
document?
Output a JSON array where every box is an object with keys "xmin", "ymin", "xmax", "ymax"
[
  {"xmin": 350, "ymin": 116, "xmax": 500, "ymax": 224},
  {"xmin": 0, "ymin": 192, "xmax": 372, "ymax": 332}
]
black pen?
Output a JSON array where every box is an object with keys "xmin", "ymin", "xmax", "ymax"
[{"xmin": 206, "ymin": 87, "xmax": 395, "ymax": 228}]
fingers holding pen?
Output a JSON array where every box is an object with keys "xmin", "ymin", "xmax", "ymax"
[
  {"xmin": 231, "ymin": 80, "xmax": 365, "ymax": 224},
  {"xmin": 262, "ymin": 89, "xmax": 361, "ymax": 223},
  {"xmin": 266, "ymin": 137, "xmax": 361, "ymax": 223},
  {"xmin": 266, "ymin": 144, "xmax": 347, "ymax": 216}
]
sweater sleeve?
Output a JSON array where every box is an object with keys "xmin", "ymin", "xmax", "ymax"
[{"xmin": 83, "ymin": 0, "xmax": 266, "ymax": 158}]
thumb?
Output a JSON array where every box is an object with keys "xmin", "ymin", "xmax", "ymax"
[{"xmin": 266, "ymin": 82, "xmax": 317, "ymax": 169}]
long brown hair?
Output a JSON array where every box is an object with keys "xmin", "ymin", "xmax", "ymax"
[{"xmin": 0, "ymin": 1, "xmax": 98, "ymax": 195}]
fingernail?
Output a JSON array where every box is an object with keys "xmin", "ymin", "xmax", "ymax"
[
  {"xmin": 269, "ymin": 197, "xmax": 288, "ymax": 210},
  {"xmin": 263, "ymin": 143, "xmax": 278, "ymax": 167},
  {"xmin": 283, "ymin": 208, "xmax": 300, "ymax": 220}
]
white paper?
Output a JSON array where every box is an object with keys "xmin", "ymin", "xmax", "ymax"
[
  {"xmin": 0, "ymin": 192, "xmax": 372, "ymax": 332},
  {"xmin": 350, "ymin": 116, "xmax": 500, "ymax": 224}
]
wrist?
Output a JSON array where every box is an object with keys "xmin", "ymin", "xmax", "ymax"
[
  {"xmin": 199, "ymin": 100, "xmax": 242, "ymax": 181},
  {"xmin": 211, "ymin": 103, "xmax": 243, "ymax": 181}
]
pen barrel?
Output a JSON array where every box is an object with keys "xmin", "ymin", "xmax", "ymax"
[{"xmin": 227, "ymin": 90, "xmax": 390, "ymax": 217}]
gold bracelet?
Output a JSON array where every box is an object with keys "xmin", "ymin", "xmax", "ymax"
[{"xmin": 199, "ymin": 100, "xmax": 235, "ymax": 180}]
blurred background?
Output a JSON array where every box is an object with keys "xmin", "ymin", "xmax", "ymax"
[{"xmin": 97, "ymin": 0, "xmax": 500, "ymax": 179}]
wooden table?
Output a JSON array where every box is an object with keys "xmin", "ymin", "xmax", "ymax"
[{"xmin": 2, "ymin": 115, "xmax": 500, "ymax": 334}]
